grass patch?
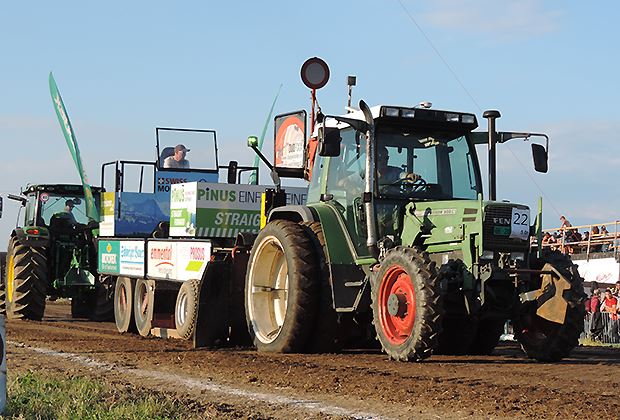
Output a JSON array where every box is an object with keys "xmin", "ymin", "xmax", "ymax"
[
  {"xmin": 3, "ymin": 370, "xmax": 205, "ymax": 419},
  {"xmin": 579, "ymin": 337, "xmax": 620, "ymax": 348}
]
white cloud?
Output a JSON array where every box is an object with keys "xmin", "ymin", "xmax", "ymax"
[{"xmin": 419, "ymin": 0, "xmax": 562, "ymax": 39}]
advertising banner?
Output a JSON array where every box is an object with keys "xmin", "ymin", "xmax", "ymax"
[
  {"xmin": 119, "ymin": 241, "xmax": 145, "ymax": 277},
  {"xmin": 147, "ymin": 241, "xmax": 177, "ymax": 280},
  {"xmin": 98, "ymin": 240, "xmax": 120, "ymax": 274},
  {"xmin": 169, "ymin": 182, "xmax": 308, "ymax": 237}
]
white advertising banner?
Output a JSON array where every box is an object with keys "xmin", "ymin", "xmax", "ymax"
[
  {"xmin": 119, "ymin": 241, "xmax": 145, "ymax": 277},
  {"xmin": 175, "ymin": 241, "xmax": 211, "ymax": 281},
  {"xmin": 147, "ymin": 241, "xmax": 177, "ymax": 280},
  {"xmin": 574, "ymin": 258, "xmax": 620, "ymax": 284}
]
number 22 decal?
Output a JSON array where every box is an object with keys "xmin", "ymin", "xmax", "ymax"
[{"xmin": 513, "ymin": 212, "xmax": 528, "ymax": 226}]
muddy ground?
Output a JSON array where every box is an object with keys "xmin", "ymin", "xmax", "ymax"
[{"xmin": 5, "ymin": 301, "xmax": 620, "ymax": 419}]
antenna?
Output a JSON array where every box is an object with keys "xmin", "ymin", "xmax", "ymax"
[{"xmin": 346, "ymin": 75, "xmax": 356, "ymax": 111}]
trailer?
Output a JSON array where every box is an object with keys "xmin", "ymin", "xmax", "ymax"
[{"xmin": 97, "ymin": 127, "xmax": 307, "ymax": 345}]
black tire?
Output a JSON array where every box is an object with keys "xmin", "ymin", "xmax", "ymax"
[
  {"xmin": 5, "ymin": 236, "xmax": 48, "ymax": 320},
  {"xmin": 514, "ymin": 250, "xmax": 585, "ymax": 362},
  {"xmin": 302, "ymin": 222, "xmax": 342, "ymax": 353},
  {"xmin": 372, "ymin": 246, "xmax": 443, "ymax": 361},
  {"xmin": 0, "ymin": 251, "xmax": 7, "ymax": 315},
  {"xmin": 469, "ymin": 318, "xmax": 506, "ymax": 355},
  {"xmin": 245, "ymin": 220, "xmax": 319, "ymax": 353},
  {"xmin": 134, "ymin": 279, "xmax": 154, "ymax": 337},
  {"xmin": 90, "ymin": 275, "xmax": 115, "ymax": 321},
  {"xmin": 435, "ymin": 260, "xmax": 477, "ymax": 355},
  {"xmin": 71, "ymin": 292, "xmax": 92, "ymax": 318},
  {"xmin": 114, "ymin": 277, "xmax": 137, "ymax": 333},
  {"xmin": 175, "ymin": 279, "xmax": 200, "ymax": 340}
]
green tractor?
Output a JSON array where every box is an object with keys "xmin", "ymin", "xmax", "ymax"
[
  {"xmin": 2, "ymin": 184, "xmax": 112, "ymax": 320},
  {"xmin": 245, "ymin": 93, "xmax": 584, "ymax": 362}
]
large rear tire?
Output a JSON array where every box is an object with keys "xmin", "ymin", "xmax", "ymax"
[
  {"xmin": 302, "ymin": 222, "xmax": 342, "ymax": 353},
  {"xmin": 90, "ymin": 275, "xmax": 115, "ymax": 321},
  {"xmin": 372, "ymin": 247, "xmax": 443, "ymax": 361},
  {"xmin": 435, "ymin": 260, "xmax": 477, "ymax": 355},
  {"xmin": 5, "ymin": 236, "xmax": 48, "ymax": 320},
  {"xmin": 114, "ymin": 277, "xmax": 136, "ymax": 333},
  {"xmin": 514, "ymin": 250, "xmax": 585, "ymax": 362},
  {"xmin": 245, "ymin": 220, "xmax": 319, "ymax": 353},
  {"xmin": 175, "ymin": 279, "xmax": 200, "ymax": 340},
  {"xmin": 134, "ymin": 279, "xmax": 154, "ymax": 337}
]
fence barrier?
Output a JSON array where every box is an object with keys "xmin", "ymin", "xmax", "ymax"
[{"xmin": 582, "ymin": 312, "xmax": 620, "ymax": 344}]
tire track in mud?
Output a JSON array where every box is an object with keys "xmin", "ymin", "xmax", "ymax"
[
  {"xmin": 6, "ymin": 302, "xmax": 620, "ymax": 419},
  {"xmin": 9, "ymin": 341, "xmax": 392, "ymax": 420}
]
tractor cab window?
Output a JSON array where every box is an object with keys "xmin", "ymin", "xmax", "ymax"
[
  {"xmin": 376, "ymin": 127, "xmax": 480, "ymax": 200},
  {"xmin": 24, "ymin": 194, "xmax": 37, "ymax": 226},
  {"xmin": 38, "ymin": 194, "xmax": 98, "ymax": 226},
  {"xmin": 325, "ymin": 127, "xmax": 370, "ymax": 256}
]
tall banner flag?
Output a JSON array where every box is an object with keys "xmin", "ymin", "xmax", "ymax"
[{"xmin": 49, "ymin": 73, "xmax": 99, "ymax": 222}]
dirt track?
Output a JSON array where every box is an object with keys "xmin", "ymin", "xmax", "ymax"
[{"xmin": 6, "ymin": 301, "xmax": 620, "ymax": 419}]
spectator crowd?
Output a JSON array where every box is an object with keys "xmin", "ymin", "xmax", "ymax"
[
  {"xmin": 540, "ymin": 215, "xmax": 617, "ymax": 255},
  {"xmin": 585, "ymin": 281, "xmax": 620, "ymax": 343}
]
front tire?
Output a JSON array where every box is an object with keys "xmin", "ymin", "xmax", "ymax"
[
  {"xmin": 245, "ymin": 220, "xmax": 319, "ymax": 353},
  {"xmin": 5, "ymin": 236, "xmax": 48, "ymax": 320},
  {"xmin": 372, "ymin": 247, "xmax": 443, "ymax": 361}
]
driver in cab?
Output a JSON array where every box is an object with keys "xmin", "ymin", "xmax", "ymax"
[{"xmin": 377, "ymin": 146, "xmax": 420, "ymax": 188}]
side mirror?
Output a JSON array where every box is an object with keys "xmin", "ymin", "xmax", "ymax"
[
  {"xmin": 247, "ymin": 136, "xmax": 259, "ymax": 148},
  {"xmin": 318, "ymin": 126, "xmax": 341, "ymax": 157},
  {"xmin": 532, "ymin": 143, "xmax": 548, "ymax": 173},
  {"xmin": 227, "ymin": 160, "xmax": 238, "ymax": 184}
]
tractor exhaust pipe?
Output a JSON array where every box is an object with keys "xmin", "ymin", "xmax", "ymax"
[
  {"xmin": 483, "ymin": 110, "xmax": 501, "ymax": 201},
  {"xmin": 359, "ymin": 100, "xmax": 379, "ymax": 258}
]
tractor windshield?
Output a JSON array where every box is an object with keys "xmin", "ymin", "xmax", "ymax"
[
  {"xmin": 37, "ymin": 193, "xmax": 100, "ymax": 226},
  {"xmin": 376, "ymin": 126, "xmax": 481, "ymax": 200}
]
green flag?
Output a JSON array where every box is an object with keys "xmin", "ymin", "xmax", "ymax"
[
  {"xmin": 249, "ymin": 84, "xmax": 282, "ymax": 185},
  {"xmin": 49, "ymin": 73, "xmax": 99, "ymax": 222}
]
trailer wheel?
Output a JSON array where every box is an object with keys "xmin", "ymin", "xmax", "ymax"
[
  {"xmin": 114, "ymin": 277, "xmax": 136, "ymax": 333},
  {"xmin": 134, "ymin": 279, "xmax": 154, "ymax": 337},
  {"xmin": 5, "ymin": 236, "xmax": 48, "ymax": 321},
  {"xmin": 175, "ymin": 279, "xmax": 200, "ymax": 340},
  {"xmin": 372, "ymin": 247, "xmax": 443, "ymax": 361},
  {"xmin": 245, "ymin": 220, "xmax": 319, "ymax": 353},
  {"xmin": 514, "ymin": 250, "xmax": 585, "ymax": 362}
]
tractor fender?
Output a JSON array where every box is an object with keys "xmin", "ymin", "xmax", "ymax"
[
  {"xmin": 268, "ymin": 205, "xmax": 318, "ymax": 224},
  {"xmin": 12, "ymin": 229, "xmax": 49, "ymax": 248}
]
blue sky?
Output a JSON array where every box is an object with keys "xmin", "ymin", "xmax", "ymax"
[{"xmin": 1, "ymin": 1, "xmax": 619, "ymax": 246}]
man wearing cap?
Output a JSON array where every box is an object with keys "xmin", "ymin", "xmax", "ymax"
[{"xmin": 163, "ymin": 144, "xmax": 190, "ymax": 169}]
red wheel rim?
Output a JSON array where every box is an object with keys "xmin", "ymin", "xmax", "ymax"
[{"xmin": 378, "ymin": 265, "xmax": 417, "ymax": 345}]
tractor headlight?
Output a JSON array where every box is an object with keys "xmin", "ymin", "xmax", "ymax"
[
  {"xmin": 461, "ymin": 114, "xmax": 475, "ymax": 124},
  {"xmin": 510, "ymin": 252, "xmax": 525, "ymax": 261},
  {"xmin": 401, "ymin": 109, "xmax": 415, "ymax": 118},
  {"xmin": 384, "ymin": 107, "xmax": 400, "ymax": 117}
]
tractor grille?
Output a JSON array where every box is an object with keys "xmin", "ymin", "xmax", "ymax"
[{"xmin": 482, "ymin": 204, "xmax": 529, "ymax": 251}]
